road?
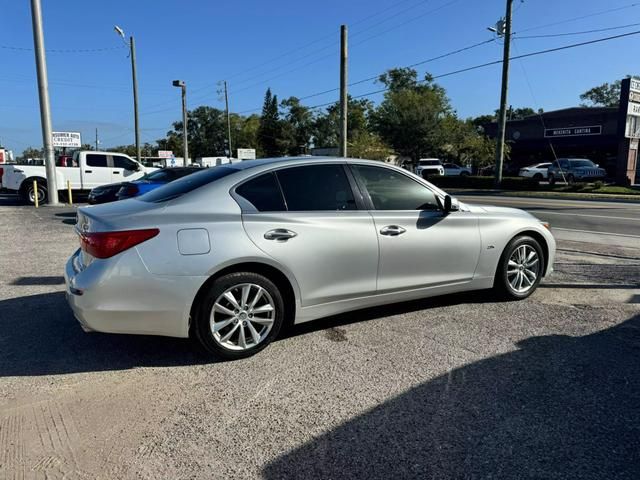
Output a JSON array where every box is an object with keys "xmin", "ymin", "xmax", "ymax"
[{"xmin": 458, "ymin": 194, "xmax": 640, "ymax": 248}]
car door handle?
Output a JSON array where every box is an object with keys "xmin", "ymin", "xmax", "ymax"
[
  {"xmin": 85, "ymin": 170, "xmax": 92, "ymax": 174},
  {"xmin": 380, "ymin": 225, "xmax": 406, "ymax": 236},
  {"xmin": 113, "ymin": 171, "xmax": 120, "ymax": 174},
  {"xmin": 264, "ymin": 229, "xmax": 298, "ymax": 241}
]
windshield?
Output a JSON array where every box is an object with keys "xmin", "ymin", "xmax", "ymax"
[
  {"xmin": 570, "ymin": 160, "xmax": 596, "ymax": 168},
  {"xmin": 140, "ymin": 166, "xmax": 238, "ymax": 202}
]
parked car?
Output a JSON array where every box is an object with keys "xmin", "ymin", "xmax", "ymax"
[
  {"xmin": 415, "ymin": 158, "xmax": 445, "ymax": 178},
  {"xmin": 518, "ymin": 162, "xmax": 552, "ymax": 181},
  {"xmin": 1, "ymin": 151, "xmax": 156, "ymax": 205},
  {"xmin": 88, "ymin": 183, "xmax": 125, "ymax": 205},
  {"xmin": 443, "ymin": 163, "xmax": 471, "ymax": 176},
  {"xmin": 116, "ymin": 166, "xmax": 201, "ymax": 201},
  {"xmin": 65, "ymin": 157, "xmax": 555, "ymax": 360},
  {"xmin": 547, "ymin": 158, "xmax": 606, "ymax": 185}
]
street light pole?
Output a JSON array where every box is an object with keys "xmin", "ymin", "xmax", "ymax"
[
  {"xmin": 224, "ymin": 80, "xmax": 232, "ymax": 158},
  {"xmin": 30, "ymin": 0, "xmax": 59, "ymax": 205},
  {"xmin": 114, "ymin": 26, "xmax": 141, "ymax": 163},
  {"xmin": 493, "ymin": 0, "xmax": 514, "ymax": 187},
  {"xmin": 173, "ymin": 80, "xmax": 189, "ymax": 165}
]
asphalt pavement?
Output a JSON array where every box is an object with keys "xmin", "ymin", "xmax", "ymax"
[
  {"xmin": 458, "ymin": 194, "xmax": 640, "ymax": 248},
  {"xmin": 0, "ymin": 193, "xmax": 638, "ymax": 479}
]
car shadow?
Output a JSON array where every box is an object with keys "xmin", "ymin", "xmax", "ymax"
[
  {"xmin": 0, "ymin": 290, "xmax": 499, "ymax": 377},
  {"xmin": 11, "ymin": 276, "xmax": 65, "ymax": 286},
  {"xmin": 0, "ymin": 292, "xmax": 209, "ymax": 376},
  {"xmin": 263, "ymin": 312, "xmax": 640, "ymax": 480}
]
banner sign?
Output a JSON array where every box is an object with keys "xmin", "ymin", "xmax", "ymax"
[
  {"xmin": 544, "ymin": 125, "xmax": 602, "ymax": 138},
  {"xmin": 52, "ymin": 131, "xmax": 82, "ymax": 148}
]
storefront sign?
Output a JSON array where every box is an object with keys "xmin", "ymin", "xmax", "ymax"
[
  {"xmin": 628, "ymin": 102, "xmax": 640, "ymax": 116},
  {"xmin": 544, "ymin": 125, "xmax": 602, "ymax": 138},
  {"xmin": 630, "ymin": 78, "xmax": 640, "ymax": 93}
]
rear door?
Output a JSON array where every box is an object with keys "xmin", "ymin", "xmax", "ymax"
[
  {"xmin": 350, "ymin": 164, "xmax": 481, "ymax": 293},
  {"xmin": 82, "ymin": 153, "xmax": 111, "ymax": 189},
  {"xmin": 111, "ymin": 154, "xmax": 141, "ymax": 182},
  {"xmin": 238, "ymin": 163, "xmax": 379, "ymax": 307}
]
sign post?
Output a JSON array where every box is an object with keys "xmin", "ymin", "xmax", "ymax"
[{"xmin": 617, "ymin": 78, "xmax": 640, "ymax": 185}]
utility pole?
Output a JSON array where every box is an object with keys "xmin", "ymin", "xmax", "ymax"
[
  {"xmin": 129, "ymin": 36, "xmax": 141, "ymax": 163},
  {"xmin": 173, "ymin": 80, "xmax": 189, "ymax": 165},
  {"xmin": 114, "ymin": 27, "xmax": 141, "ymax": 163},
  {"xmin": 30, "ymin": 0, "xmax": 59, "ymax": 205},
  {"xmin": 339, "ymin": 24, "xmax": 348, "ymax": 157},
  {"xmin": 493, "ymin": 0, "xmax": 513, "ymax": 187},
  {"xmin": 95, "ymin": 128, "xmax": 99, "ymax": 150},
  {"xmin": 224, "ymin": 80, "xmax": 232, "ymax": 158}
]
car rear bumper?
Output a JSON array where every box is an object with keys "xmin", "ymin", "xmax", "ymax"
[{"xmin": 64, "ymin": 248, "xmax": 206, "ymax": 338}]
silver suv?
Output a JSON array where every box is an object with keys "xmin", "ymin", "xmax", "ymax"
[
  {"xmin": 547, "ymin": 158, "xmax": 606, "ymax": 184},
  {"xmin": 65, "ymin": 157, "xmax": 555, "ymax": 359}
]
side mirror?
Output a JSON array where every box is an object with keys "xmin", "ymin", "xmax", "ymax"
[{"xmin": 443, "ymin": 195, "xmax": 459, "ymax": 213}]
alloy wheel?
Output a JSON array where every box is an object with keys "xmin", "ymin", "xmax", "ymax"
[
  {"xmin": 507, "ymin": 245, "xmax": 540, "ymax": 294},
  {"xmin": 210, "ymin": 283, "xmax": 276, "ymax": 351}
]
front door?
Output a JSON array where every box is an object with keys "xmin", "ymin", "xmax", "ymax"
[
  {"xmin": 350, "ymin": 164, "xmax": 481, "ymax": 293},
  {"xmin": 237, "ymin": 163, "xmax": 379, "ymax": 307},
  {"xmin": 110, "ymin": 154, "xmax": 141, "ymax": 183}
]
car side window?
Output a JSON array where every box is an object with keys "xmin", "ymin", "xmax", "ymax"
[
  {"xmin": 352, "ymin": 165, "xmax": 440, "ymax": 211},
  {"xmin": 113, "ymin": 155, "xmax": 137, "ymax": 171},
  {"xmin": 235, "ymin": 172, "xmax": 286, "ymax": 212},
  {"xmin": 559, "ymin": 160, "xmax": 570, "ymax": 168},
  {"xmin": 86, "ymin": 154, "xmax": 108, "ymax": 167},
  {"xmin": 275, "ymin": 164, "xmax": 357, "ymax": 211}
]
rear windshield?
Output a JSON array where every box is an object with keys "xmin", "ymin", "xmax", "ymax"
[{"xmin": 140, "ymin": 166, "xmax": 238, "ymax": 203}]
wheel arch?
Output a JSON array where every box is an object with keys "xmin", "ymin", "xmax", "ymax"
[
  {"xmin": 189, "ymin": 261, "xmax": 298, "ymax": 337},
  {"xmin": 506, "ymin": 229, "xmax": 550, "ymax": 278},
  {"xmin": 20, "ymin": 176, "xmax": 47, "ymax": 192}
]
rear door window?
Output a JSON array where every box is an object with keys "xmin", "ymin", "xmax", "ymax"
[
  {"xmin": 235, "ymin": 173, "xmax": 286, "ymax": 212},
  {"xmin": 275, "ymin": 164, "xmax": 357, "ymax": 211},
  {"xmin": 86, "ymin": 154, "xmax": 108, "ymax": 167}
]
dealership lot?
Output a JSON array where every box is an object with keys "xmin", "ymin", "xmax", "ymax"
[{"xmin": 0, "ymin": 194, "xmax": 639, "ymax": 479}]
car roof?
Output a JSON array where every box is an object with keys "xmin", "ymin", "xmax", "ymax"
[{"xmin": 225, "ymin": 156, "xmax": 392, "ymax": 172}]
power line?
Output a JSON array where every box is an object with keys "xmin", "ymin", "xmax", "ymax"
[
  {"xmin": 0, "ymin": 44, "xmax": 126, "ymax": 53},
  {"xmin": 515, "ymin": 21, "xmax": 640, "ymax": 39},
  {"xmin": 302, "ymin": 28, "xmax": 640, "ymax": 110},
  {"xmin": 517, "ymin": 2, "xmax": 640, "ymax": 33}
]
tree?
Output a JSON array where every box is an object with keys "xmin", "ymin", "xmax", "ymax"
[
  {"xmin": 230, "ymin": 113, "xmax": 261, "ymax": 156},
  {"xmin": 371, "ymin": 68, "xmax": 452, "ymax": 163},
  {"xmin": 280, "ymin": 97, "xmax": 314, "ymax": 155},
  {"xmin": 164, "ymin": 106, "xmax": 228, "ymax": 160},
  {"xmin": 110, "ymin": 143, "xmax": 156, "ymax": 157},
  {"xmin": 348, "ymin": 131, "xmax": 392, "ymax": 160},
  {"xmin": 18, "ymin": 147, "xmax": 43, "ymax": 161},
  {"xmin": 257, "ymin": 88, "xmax": 283, "ymax": 157},
  {"xmin": 580, "ymin": 80, "xmax": 622, "ymax": 107},
  {"xmin": 311, "ymin": 96, "xmax": 374, "ymax": 148}
]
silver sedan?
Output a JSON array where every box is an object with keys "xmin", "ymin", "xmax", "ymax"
[{"xmin": 64, "ymin": 157, "xmax": 556, "ymax": 359}]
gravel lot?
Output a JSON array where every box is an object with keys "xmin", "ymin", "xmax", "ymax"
[{"xmin": 0, "ymin": 197, "xmax": 639, "ymax": 479}]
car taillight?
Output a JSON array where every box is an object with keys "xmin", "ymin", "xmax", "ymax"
[
  {"xmin": 79, "ymin": 228, "xmax": 159, "ymax": 259},
  {"xmin": 119, "ymin": 184, "xmax": 139, "ymax": 197}
]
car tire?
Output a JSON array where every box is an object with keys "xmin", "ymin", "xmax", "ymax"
[
  {"xmin": 22, "ymin": 180, "xmax": 47, "ymax": 206},
  {"xmin": 193, "ymin": 272, "xmax": 285, "ymax": 360},
  {"xmin": 460, "ymin": 171, "xmax": 470, "ymax": 177},
  {"xmin": 567, "ymin": 174, "xmax": 575, "ymax": 185},
  {"xmin": 494, "ymin": 235, "xmax": 544, "ymax": 300},
  {"xmin": 533, "ymin": 173, "xmax": 543, "ymax": 181},
  {"xmin": 548, "ymin": 174, "xmax": 555, "ymax": 185}
]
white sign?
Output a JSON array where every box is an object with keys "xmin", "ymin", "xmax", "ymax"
[
  {"xmin": 158, "ymin": 150, "xmax": 173, "ymax": 158},
  {"xmin": 52, "ymin": 131, "xmax": 81, "ymax": 148},
  {"xmin": 628, "ymin": 102, "xmax": 640, "ymax": 117},
  {"xmin": 631, "ymin": 78, "xmax": 640, "ymax": 93},
  {"xmin": 237, "ymin": 148, "xmax": 256, "ymax": 160}
]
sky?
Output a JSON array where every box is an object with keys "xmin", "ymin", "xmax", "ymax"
[{"xmin": 1, "ymin": 0, "xmax": 638, "ymax": 155}]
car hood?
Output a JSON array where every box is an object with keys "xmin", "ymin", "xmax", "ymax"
[{"xmin": 465, "ymin": 203, "xmax": 536, "ymax": 219}]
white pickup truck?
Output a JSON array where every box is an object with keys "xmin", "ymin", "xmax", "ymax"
[{"xmin": 1, "ymin": 151, "xmax": 154, "ymax": 205}]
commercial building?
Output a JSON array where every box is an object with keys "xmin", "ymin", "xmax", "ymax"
[{"xmin": 485, "ymin": 78, "xmax": 640, "ymax": 185}]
